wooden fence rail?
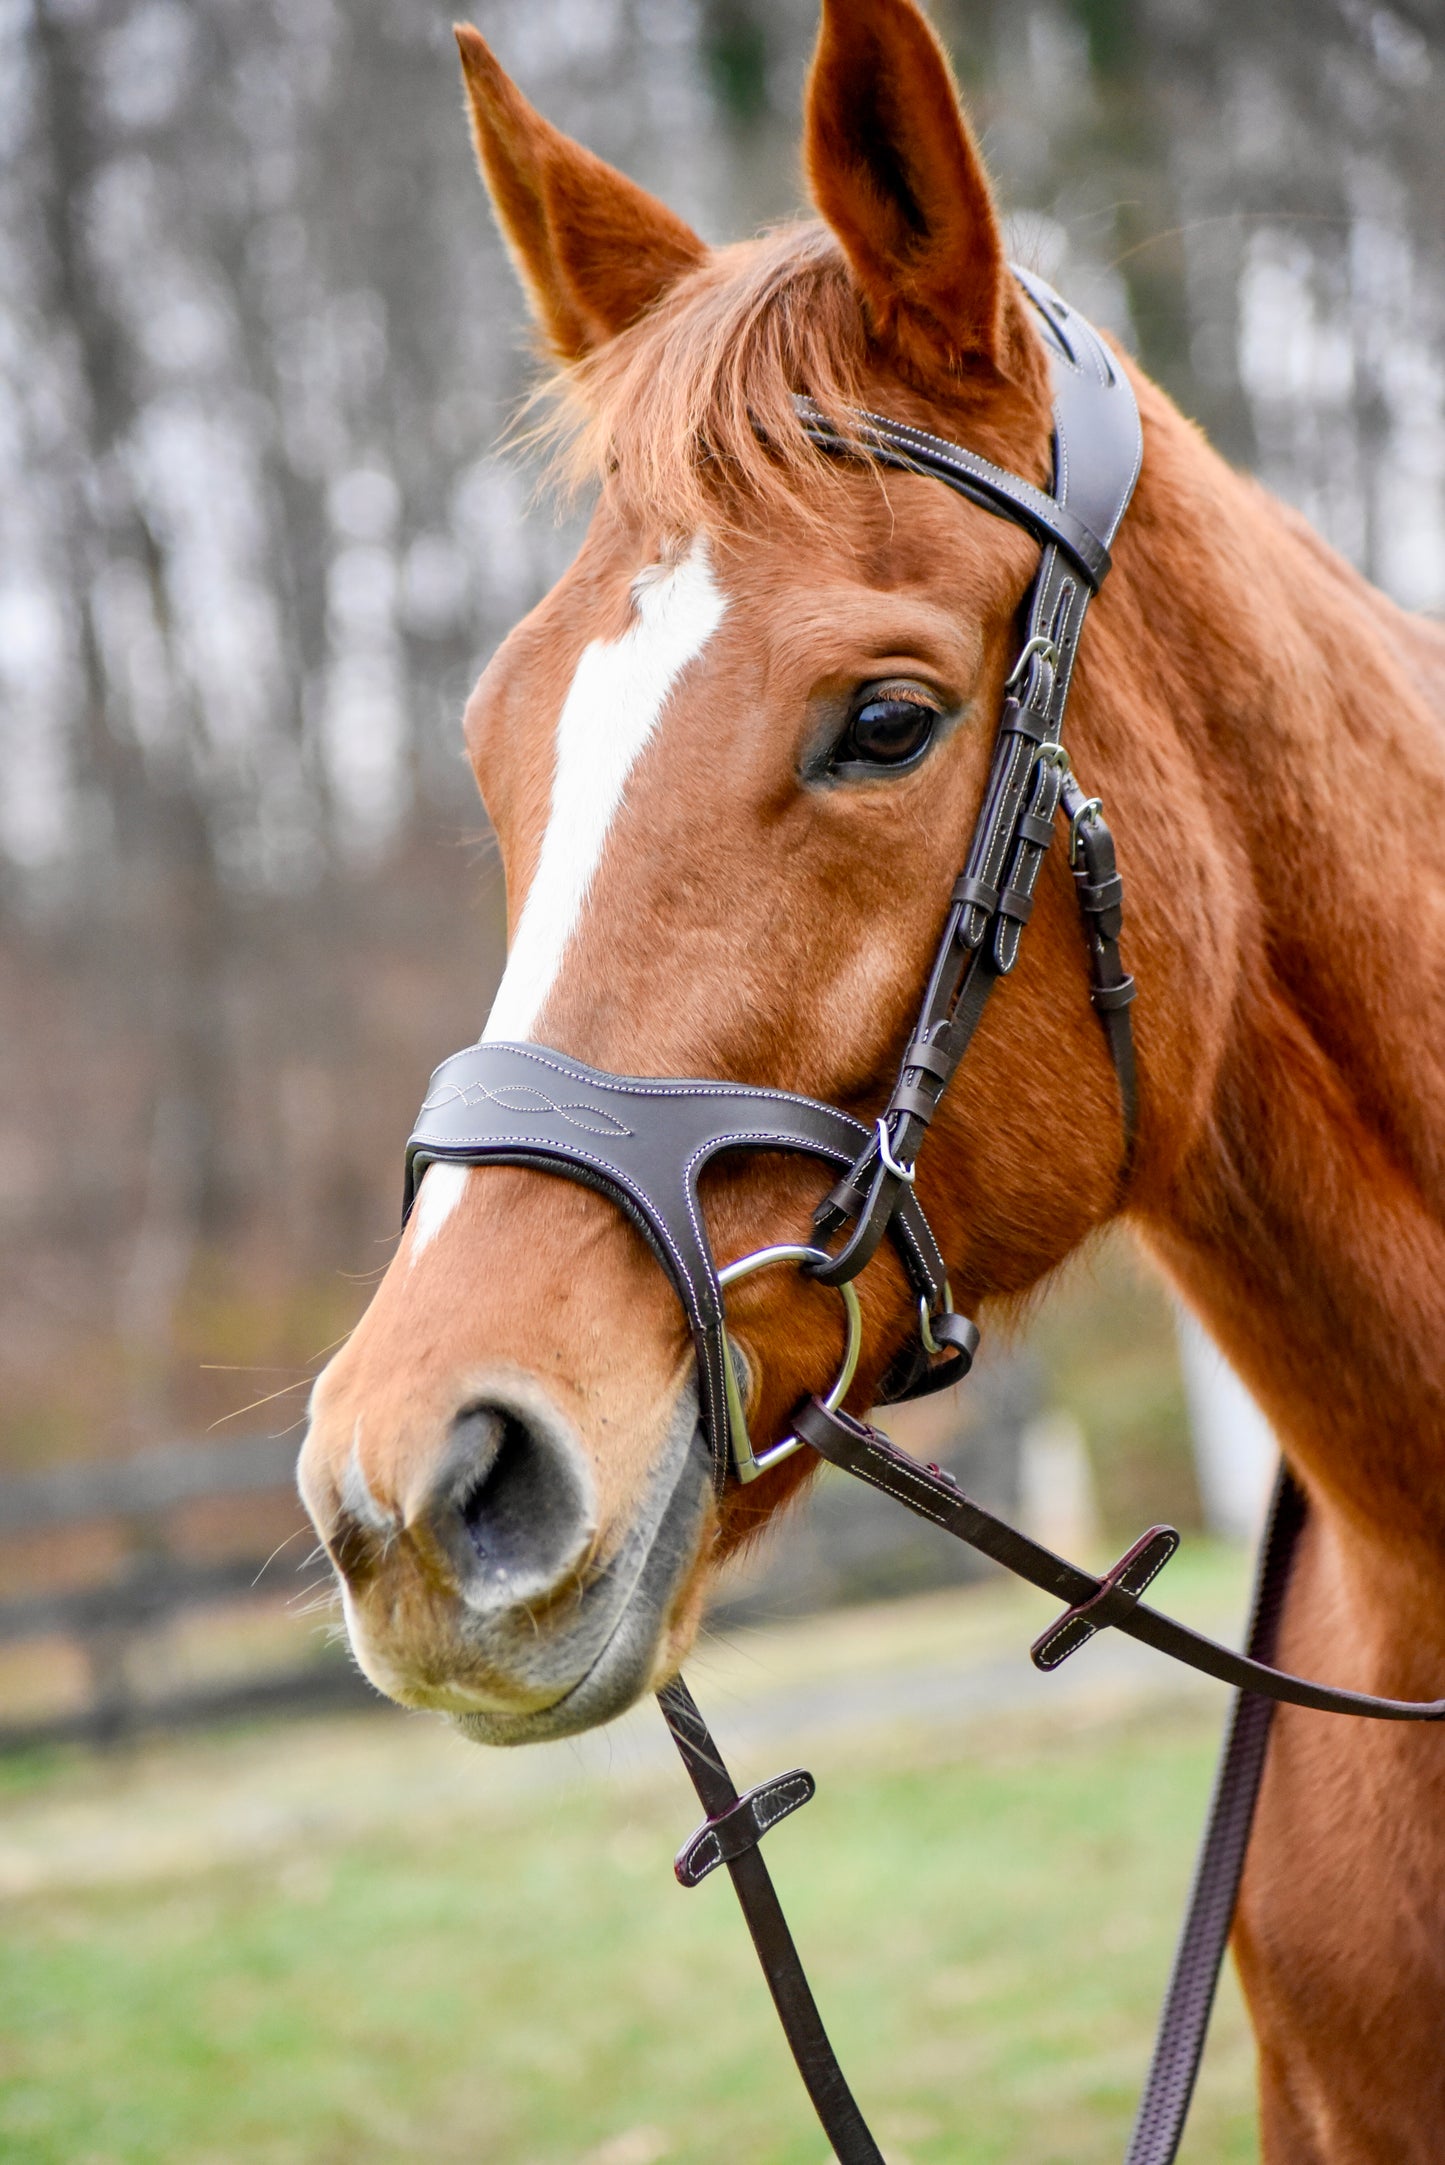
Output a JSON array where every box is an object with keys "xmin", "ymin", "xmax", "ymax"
[
  {"xmin": 0, "ymin": 1435, "xmax": 302, "ymax": 1532},
  {"xmin": 0, "ymin": 1435, "xmax": 372, "ymax": 1751},
  {"xmin": 0, "ymin": 1368, "xmax": 1035, "ymax": 1751}
]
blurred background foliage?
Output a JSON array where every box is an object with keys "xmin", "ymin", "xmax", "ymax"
[{"xmin": 1, "ymin": 0, "xmax": 1441, "ymax": 1539}]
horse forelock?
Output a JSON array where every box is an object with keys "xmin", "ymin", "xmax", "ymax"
[{"xmin": 527, "ymin": 221, "xmax": 1053, "ymax": 540}]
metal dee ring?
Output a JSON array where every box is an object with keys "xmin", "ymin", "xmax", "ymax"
[{"xmin": 717, "ymin": 1243, "xmax": 863, "ymax": 1485}]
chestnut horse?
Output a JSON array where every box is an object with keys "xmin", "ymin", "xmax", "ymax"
[{"xmin": 298, "ymin": 1, "xmax": 1445, "ymax": 2154}]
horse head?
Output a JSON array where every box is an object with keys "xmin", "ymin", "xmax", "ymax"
[{"xmin": 297, "ymin": 0, "xmax": 1216, "ymax": 1741}]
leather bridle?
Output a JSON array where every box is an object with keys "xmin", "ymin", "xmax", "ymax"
[
  {"xmin": 401, "ymin": 272, "xmax": 1445, "ymax": 2164},
  {"xmin": 404, "ymin": 269, "xmax": 1137, "ymax": 1488}
]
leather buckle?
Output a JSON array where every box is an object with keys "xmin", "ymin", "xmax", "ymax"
[
  {"xmin": 1030, "ymin": 1524, "xmax": 1179, "ymax": 1671},
  {"xmin": 674, "ymin": 1768, "xmax": 817, "ymax": 1888}
]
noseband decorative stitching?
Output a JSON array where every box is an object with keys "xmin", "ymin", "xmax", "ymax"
[{"xmin": 402, "ymin": 272, "xmax": 1445, "ymax": 2164}]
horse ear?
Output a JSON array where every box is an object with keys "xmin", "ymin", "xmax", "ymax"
[
  {"xmin": 804, "ymin": 0, "xmax": 1012, "ymax": 384},
  {"xmin": 454, "ymin": 26, "xmax": 707, "ymax": 363}
]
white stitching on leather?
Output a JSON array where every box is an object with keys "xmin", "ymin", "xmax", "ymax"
[
  {"xmin": 1035, "ymin": 1616, "xmax": 1092, "ymax": 1664},
  {"xmin": 690, "ymin": 1831, "xmax": 722, "ymax": 1877},
  {"xmin": 752, "ymin": 1775, "xmax": 810, "ymax": 1831},
  {"xmin": 436, "ymin": 1042, "xmax": 853, "ymax": 1124},
  {"xmin": 419, "ymin": 1079, "xmax": 634, "ymax": 1137},
  {"xmin": 1035, "ymin": 1537, "xmax": 1175, "ymax": 1664}
]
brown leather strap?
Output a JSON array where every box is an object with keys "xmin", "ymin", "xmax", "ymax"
[
  {"xmin": 1062, "ymin": 774, "xmax": 1139, "ymax": 1173},
  {"xmin": 804, "ymin": 280, "xmax": 1144, "ymax": 1295},
  {"xmin": 1030, "ymin": 1522, "xmax": 1180, "ymax": 1669},
  {"xmin": 658, "ymin": 1678, "xmax": 885, "ymax": 2164},
  {"xmin": 794, "ymin": 396, "xmax": 1113, "ymax": 588},
  {"xmin": 1123, "ymin": 1467, "xmax": 1301, "ymax": 2164},
  {"xmin": 673, "ymin": 1766, "xmax": 816, "ymax": 1887},
  {"xmin": 659, "ymin": 1470, "xmax": 1308, "ymax": 2165},
  {"xmin": 791, "ymin": 1399, "xmax": 1445, "ymax": 1722}
]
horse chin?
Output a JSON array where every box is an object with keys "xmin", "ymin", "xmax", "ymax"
[{"xmin": 448, "ymin": 1401, "xmax": 714, "ymax": 1747}]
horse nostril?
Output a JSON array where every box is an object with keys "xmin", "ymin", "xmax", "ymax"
[
  {"xmin": 428, "ymin": 1397, "xmax": 594, "ymax": 1605},
  {"xmin": 455, "ymin": 1406, "xmax": 551, "ymax": 1571}
]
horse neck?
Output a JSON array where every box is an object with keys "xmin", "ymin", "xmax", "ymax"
[{"xmin": 1114, "ymin": 377, "xmax": 1445, "ymax": 1560}]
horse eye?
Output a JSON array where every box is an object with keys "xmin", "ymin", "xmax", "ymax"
[{"xmin": 839, "ymin": 694, "xmax": 938, "ymax": 770}]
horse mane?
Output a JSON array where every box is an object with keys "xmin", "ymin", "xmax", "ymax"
[{"xmin": 530, "ymin": 222, "xmax": 883, "ymax": 537}]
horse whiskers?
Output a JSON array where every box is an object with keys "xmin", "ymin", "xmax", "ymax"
[
  {"xmin": 206, "ymin": 1375, "xmax": 315, "ymax": 1431},
  {"xmin": 251, "ymin": 1528, "xmax": 309, "ymax": 1586},
  {"xmin": 289, "ymin": 1579, "xmax": 342, "ymax": 1617},
  {"xmin": 307, "ymin": 1327, "xmax": 357, "ymax": 1363}
]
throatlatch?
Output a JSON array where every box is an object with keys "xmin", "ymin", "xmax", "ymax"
[{"xmin": 403, "ymin": 274, "xmax": 1445, "ymax": 2165}]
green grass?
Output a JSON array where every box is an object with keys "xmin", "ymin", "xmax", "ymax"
[{"xmin": 0, "ymin": 1702, "xmax": 1258, "ymax": 2165}]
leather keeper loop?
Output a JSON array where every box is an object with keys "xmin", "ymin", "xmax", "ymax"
[
  {"xmin": 890, "ymin": 1078, "xmax": 940, "ymax": 1122},
  {"xmin": 902, "ymin": 1039, "xmax": 955, "ymax": 1082},
  {"xmin": 1079, "ymin": 871, "xmax": 1124, "ymax": 914},
  {"xmin": 1016, "ymin": 811, "xmax": 1057, "ymax": 848},
  {"xmin": 951, "ymin": 874, "xmax": 999, "ymax": 914},
  {"xmin": 998, "ymin": 697, "xmax": 1048, "ymax": 743},
  {"xmin": 925, "ymin": 1310, "xmax": 981, "ymax": 1371},
  {"xmin": 815, "ymin": 1168, "xmax": 869, "ymax": 1228},
  {"xmin": 996, "ymin": 884, "xmax": 1034, "ymax": 925},
  {"xmin": 1093, "ymin": 976, "xmax": 1137, "ymax": 1011}
]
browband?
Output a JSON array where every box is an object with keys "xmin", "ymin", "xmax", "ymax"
[{"xmin": 792, "ymin": 396, "xmax": 1112, "ymax": 586}]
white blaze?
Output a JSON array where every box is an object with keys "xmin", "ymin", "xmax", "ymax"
[
  {"xmin": 484, "ymin": 535, "xmax": 726, "ymax": 1042},
  {"xmin": 408, "ymin": 536, "xmax": 725, "ymax": 1264},
  {"xmin": 408, "ymin": 1159, "xmax": 472, "ymax": 1261}
]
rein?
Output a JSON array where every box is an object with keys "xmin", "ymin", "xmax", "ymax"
[{"xmin": 401, "ymin": 272, "xmax": 1445, "ymax": 2161}]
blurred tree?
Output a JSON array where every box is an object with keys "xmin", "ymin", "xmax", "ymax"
[{"xmin": 700, "ymin": 0, "xmax": 774, "ymax": 129}]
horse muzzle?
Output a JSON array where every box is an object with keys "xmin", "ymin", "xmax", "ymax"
[{"xmin": 300, "ymin": 1373, "xmax": 713, "ymax": 1741}]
